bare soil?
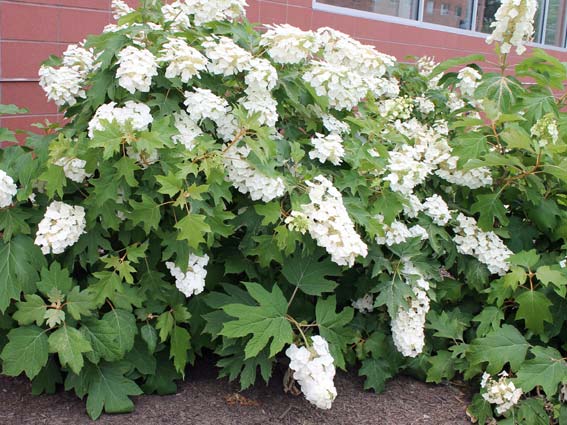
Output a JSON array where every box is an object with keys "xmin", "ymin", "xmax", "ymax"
[{"xmin": 0, "ymin": 359, "xmax": 471, "ymax": 425}]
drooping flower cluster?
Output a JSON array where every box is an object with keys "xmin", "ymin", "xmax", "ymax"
[
  {"xmin": 245, "ymin": 58, "xmax": 278, "ymax": 93},
  {"xmin": 316, "ymin": 27, "xmax": 395, "ymax": 77},
  {"xmin": 375, "ymin": 215, "xmax": 428, "ymax": 246},
  {"xmin": 303, "ymin": 62, "xmax": 367, "ymax": 111},
  {"xmin": 486, "ymin": 0, "xmax": 538, "ymax": 55},
  {"xmin": 165, "ymin": 254, "xmax": 210, "ymax": 298},
  {"xmin": 158, "ymin": 37, "xmax": 208, "ymax": 83},
  {"xmin": 203, "ymin": 36, "xmax": 252, "ymax": 76},
  {"xmin": 88, "ymin": 101, "xmax": 153, "ymax": 138},
  {"xmin": 111, "ymin": 0, "xmax": 134, "ymax": 20},
  {"xmin": 352, "ymin": 293, "xmax": 374, "ymax": 313},
  {"xmin": 391, "ymin": 262, "xmax": 430, "ymax": 357},
  {"xmin": 415, "ymin": 96, "xmax": 435, "ymax": 115},
  {"xmin": 162, "ymin": 1, "xmax": 192, "ymax": 30},
  {"xmin": 54, "ymin": 157, "xmax": 91, "ymax": 183},
  {"xmin": 453, "ymin": 213, "xmax": 512, "ymax": 275},
  {"xmin": 223, "ymin": 144, "xmax": 286, "ymax": 202},
  {"xmin": 422, "ymin": 194, "xmax": 452, "ymax": 226},
  {"xmin": 383, "ymin": 120, "xmax": 452, "ymax": 195},
  {"xmin": 391, "ymin": 261, "xmax": 429, "ymax": 357},
  {"xmin": 436, "ymin": 159, "xmax": 493, "ymax": 189},
  {"xmin": 416, "ymin": 56, "xmax": 442, "ymax": 88},
  {"xmin": 0, "ymin": 170, "xmax": 17, "ymax": 208},
  {"xmin": 260, "ymin": 24, "xmax": 319, "ymax": 64},
  {"xmin": 456, "ymin": 67, "xmax": 482, "ymax": 97},
  {"xmin": 34, "ymin": 201, "xmax": 86, "ymax": 255},
  {"xmin": 322, "ymin": 115, "xmax": 350, "ymax": 135},
  {"xmin": 172, "ymin": 111, "xmax": 203, "ymax": 151},
  {"xmin": 116, "ymin": 46, "xmax": 158, "ymax": 94},
  {"xmin": 184, "ymin": 88, "xmax": 238, "ymax": 141},
  {"xmin": 309, "ymin": 133, "xmax": 345, "ymax": 166},
  {"xmin": 480, "ymin": 371, "xmax": 523, "ymax": 415},
  {"xmin": 299, "ymin": 176, "xmax": 368, "ymax": 267},
  {"xmin": 181, "ymin": 0, "xmax": 247, "ymax": 26},
  {"xmin": 38, "ymin": 40, "xmax": 96, "ymax": 107},
  {"xmin": 531, "ymin": 113, "xmax": 559, "ymax": 147},
  {"xmin": 285, "ymin": 336, "xmax": 337, "ymax": 409}
]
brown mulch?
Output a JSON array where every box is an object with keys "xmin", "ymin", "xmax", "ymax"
[{"xmin": 0, "ymin": 359, "xmax": 471, "ymax": 425}]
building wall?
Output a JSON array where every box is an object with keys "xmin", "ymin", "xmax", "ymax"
[{"xmin": 1, "ymin": 0, "xmax": 566, "ymax": 131}]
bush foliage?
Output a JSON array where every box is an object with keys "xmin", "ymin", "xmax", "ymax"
[{"xmin": 1, "ymin": 0, "xmax": 567, "ymax": 422}]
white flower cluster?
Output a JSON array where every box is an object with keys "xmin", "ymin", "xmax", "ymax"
[
  {"xmin": 285, "ymin": 211, "xmax": 310, "ymax": 234},
  {"xmin": 316, "ymin": 27, "xmax": 395, "ymax": 78},
  {"xmin": 322, "ymin": 115, "xmax": 350, "ymax": 135},
  {"xmin": 34, "ymin": 201, "xmax": 86, "ymax": 255},
  {"xmin": 245, "ymin": 58, "xmax": 278, "ymax": 93},
  {"xmin": 172, "ymin": 111, "xmax": 203, "ymax": 151},
  {"xmin": 116, "ymin": 46, "xmax": 158, "ymax": 94},
  {"xmin": 422, "ymin": 194, "xmax": 452, "ymax": 226},
  {"xmin": 378, "ymin": 97, "xmax": 414, "ymax": 121},
  {"xmin": 384, "ymin": 120, "xmax": 452, "ymax": 195},
  {"xmin": 486, "ymin": 0, "xmax": 537, "ymax": 55},
  {"xmin": 162, "ymin": 1, "xmax": 192, "ymax": 30},
  {"xmin": 158, "ymin": 37, "xmax": 208, "ymax": 83},
  {"xmin": 203, "ymin": 36, "xmax": 252, "ymax": 76},
  {"xmin": 88, "ymin": 101, "xmax": 153, "ymax": 138},
  {"xmin": 240, "ymin": 93, "xmax": 279, "ymax": 128},
  {"xmin": 303, "ymin": 62, "xmax": 367, "ymax": 111},
  {"xmin": 260, "ymin": 24, "xmax": 319, "ymax": 64},
  {"xmin": 456, "ymin": 67, "xmax": 482, "ymax": 97},
  {"xmin": 453, "ymin": 213, "xmax": 512, "ymax": 275},
  {"xmin": 184, "ymin": 88, "xmax": 238, "ymax": 141},
  {"xmin": 223, "ymin": 144, "xmax": 286, "ymax": 202},
  {"xmin": 183, "ymin": 0, "xmax": 247, "ymax": 26},
  {"xmin": 436, "ymin": 160, "xmax": 493, "ymax": 189},
  {"xmin": 0, "ymin": 170, "xmax": 17, "ymax": 208},
  {"xmin": 480, "ymin": 371, "xmax": 523, "ymax": 415},
  {"xmin": 368, "ymin": 77, "xmax": 400, "ymax": 99},
  {"xmin": 111, "ymin": 0, "xmax": 134, "ymax": 20},
  {"xmin": 300, "ymin": 175, "xmax": 368, "ymax": 267},
  {"xmin": 415, "ymin": 96, "xmax": 435, "ymax": 115},
  {"xmin": 352, "ymin": 293, "xmax": 374, "ymax": 313},
  {"xmin": 62, "ymin": 43, "xmax": 97, "ymax": 75},
  {"xmin": 309, "ymin": 133, "xmax": 345, "ymax": 166},
  {"xmin": 447, "ymin": 92, "xmax": 466, "ymax": 111},
  {"xmin": 531, "ymin": 113, "xmax": 559, "ymax": 147},
  {"xmin": 54, "ymin": 157, "xmax": 91, "ymax": 183},
  {"xmin": 165, "ymin": 253, "xmax": 209, "ymax": 298},
  {"xmin": 285, "ymin": 336, "xmax": 337, "ymax": 410},
  {"xmin": 391, "ymin": 261, "xmax": 430, "ymax": 357},
  {"xmin": 375, "ymin": 215, "xmax": 428, "ymax": 246},
  {"xmin": 39, "ymin": 42, "xmax": 94, "ymax": 107}
]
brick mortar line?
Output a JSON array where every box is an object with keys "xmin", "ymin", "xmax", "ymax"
[{"xmin": 0, "ymin": 0, "xmax": 111, "ymax": 13}]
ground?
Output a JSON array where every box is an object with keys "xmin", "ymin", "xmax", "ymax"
[{"xmin": 0, "ymin": 359, "xmax": 471, "ymax": 425}]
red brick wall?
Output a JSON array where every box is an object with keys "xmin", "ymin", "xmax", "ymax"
[{"xmin": 1, "ymin": 0, "xmax": 566, "ymax": 132}]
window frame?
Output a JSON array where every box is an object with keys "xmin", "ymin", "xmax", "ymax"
[{"xmin": 312, "ymin": 0, "xmax": 567, "ymax": 51}]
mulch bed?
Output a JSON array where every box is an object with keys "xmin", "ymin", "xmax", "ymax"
[{"xmin": 0, "ymin": 359, "xmax": 471, "ymax": 425}]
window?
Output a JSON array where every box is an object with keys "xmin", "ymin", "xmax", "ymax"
[{"xmin": 315, "ymin": 0, "xmax": 567, "ymax": 48}]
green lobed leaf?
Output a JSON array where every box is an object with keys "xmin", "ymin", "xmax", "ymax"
[
  {"xmin": 0, "ymin": 326, "xmax": 49, "ymax": 379},
  {"xmin": 515, "ymin": 290, "xmax": 553, "ymax": 335},
  {"xmin": 281, "ymin": 250, "xmax": 341, "ymax": 296},
  {"xmin": 221, "ymin": 282, "xmax": 293, "ymax": 359},
  {"xmin": 468, "ymin": 325, "xmax": 529, "ymax": 374},
  {"xmin": 48, "ymin": 326, "xmax": 93, "ymax": 374},
  {"xmin": 516, "ymin": 346, "xmax": 567, "ymax": 396}
]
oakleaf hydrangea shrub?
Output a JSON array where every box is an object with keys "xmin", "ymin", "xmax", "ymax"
[{"xmin": 1, "ymin": 0, "xmax": 566, "ymax": 422}]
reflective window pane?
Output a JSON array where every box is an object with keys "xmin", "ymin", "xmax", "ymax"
[
  {"xmin": 317, "ymin": 0, "xmax": 420, "ymax": 20},
  {"xmin": 544, "ymin": 0, "xmax": 567, "ymax": 46},
  {"xmin": 422, "ymin": 0, "xmax": 474, "ymax": 29}
]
